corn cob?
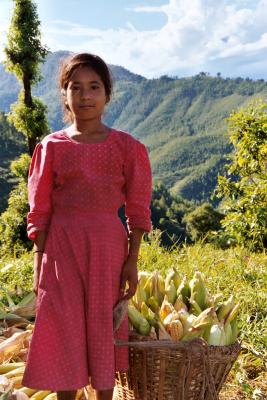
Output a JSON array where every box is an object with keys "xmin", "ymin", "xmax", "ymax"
[
  {"xmin": 30, "ymin": 391, "xmax": 52, "ymax": 400},
  {"xmin": 0, "ymin": 362, "xmax": 25, "ymax": 374},
  {"xmin": 42, "ymin": 393, "xmax": 57, "ymax": 400},
  {"xmin": 166, "ymin": 320, "xmax": 183, "ymax": 341},
  {"xmin": 4, "ymin": 366, "xmax": 25, "ymax": 378},
  {"xmin": 19, "ymin": 387, "xmax": 38, "ymax": 396},
  {"xmin": 128, "ymin": 304, "xmax": 150, "ymax": 336}
]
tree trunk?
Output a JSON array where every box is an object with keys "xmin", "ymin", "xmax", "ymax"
[
  {"xmin": 23, "ymin": 74, "xmax": 36, "ymax": 156},
  {"xmin": 28, "ymin": 136, "xmax": 36, "ymax": 157}
]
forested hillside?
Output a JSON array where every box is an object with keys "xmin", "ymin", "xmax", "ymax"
[
  {"xmin": 0, "ymin": 113, "xmax": 27, "ymax": 212},
  {"xmin": 0, "ymin": 51, "xmax": 267, "ymax": 210}
]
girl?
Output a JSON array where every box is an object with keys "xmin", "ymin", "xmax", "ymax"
[{"xmin": 21, "ymin": 53, "xmax": 152, "ymax": 400}]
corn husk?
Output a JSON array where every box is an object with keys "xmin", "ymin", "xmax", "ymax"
[
  {"xmin": 165, "ymin": 280, "xmax": 177, "ymax": 304},
  {"xmin": 189, "ymin": 271, "xmax": 206, "ymax": 311},
  {"xmin": 159, "ymin": 296, "xmax": 174, "ymax": 322},
  {"xmin": 0, "ymin": 330, "xmax": 31, "ymax": 363},
  {"xmin": 177, "ymin": 277, "xmax": 190, "ymax": 307},
  {"xmin": 217, "ymin": 295, "xmax": 235, "ymax": 322},
  {"xmin": 165, "ymin": 268, "xmax": 180, "ymax": 290},
  {"xmin": 208, "ymin": 323, "xmax": 224, "ymax": 345},
  {"xmin": 173, "ymin": 295, "xmax": 188, "ymax": 313}
]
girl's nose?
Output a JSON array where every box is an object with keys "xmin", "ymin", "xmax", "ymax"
[{"xmin": 81, "ymin": 88, "xmax": 92, "ymax": 99}]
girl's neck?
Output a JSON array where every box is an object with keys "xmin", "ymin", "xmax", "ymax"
[{"xmin": 71, "ymin": 119, "xmax": 107, "ymax": 135}]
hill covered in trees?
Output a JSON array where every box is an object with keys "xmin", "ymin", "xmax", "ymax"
[{"xmin": 0, "ymin": 51, "xmax": 267, "ymax": 209}]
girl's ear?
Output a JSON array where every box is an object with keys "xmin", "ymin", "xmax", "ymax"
[
  {"xmin": 65, "ymin": 101, "xmax": 70, "ymax": 111},
  {"xmin": 61, "ymin": 88, "xmax": 66, "ymax": 96},
  {"xmin": 105, "ymin": 95, "xmax": 110, "ymax": 104}
]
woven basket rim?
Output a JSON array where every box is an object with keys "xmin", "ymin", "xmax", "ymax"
[{"xmin": 115, "ymin": 336, "xmax": 242, "ymax": 351}]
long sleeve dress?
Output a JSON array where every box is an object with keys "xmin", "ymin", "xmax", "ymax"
[{"xmin": 21, "ymin": 128, "xmax": 152, "ymax": 392}]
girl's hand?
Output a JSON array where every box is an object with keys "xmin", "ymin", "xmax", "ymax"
[{"xmin": 119, "ymin": 256, "xmax": 138, "ymax": 301}]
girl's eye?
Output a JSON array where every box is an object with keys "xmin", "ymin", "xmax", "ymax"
[
  {"xmin": 72, "ymin": 86, "xmax": 80, "ymax": 90},
  {"xmin": 91, "ymin": 85, "xmax": 100, "ymax": 90}
]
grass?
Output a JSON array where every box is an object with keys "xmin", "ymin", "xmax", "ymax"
[
  {"xmin": 0, "ymin": 230, "xmax": 266, "ymax": 399},
  {"xmin": 139, "ymin": 230, "xmax": 267, "ymax": 399}
]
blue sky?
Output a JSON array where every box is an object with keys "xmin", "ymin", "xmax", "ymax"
[{"xmin": 0, "ymin": 0, "xmax": 267, "ymax": 80}]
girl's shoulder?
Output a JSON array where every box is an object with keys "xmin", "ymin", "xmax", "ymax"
[
  {"xmin": 38, "ymin": 130, "xmax": 67, "ymax": 146},
  {"xmin": 111, "ymin": 128, "xmax": 146, "ymax": 148}
]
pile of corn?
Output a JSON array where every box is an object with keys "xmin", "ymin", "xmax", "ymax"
[
  {"xmin": 0, "ymin": 291, "xmax": 53, "ymax": 400},
  {"xmin": 128, "ymin": 269, "xmax": 239, "ymax": 345},
  {"xmin": 0, "ymin": 363, "xmax": 85, "ymax": 400},
  {"xmin": 0, "ymin": 291, "xmax": 88, "ymax": 400}
]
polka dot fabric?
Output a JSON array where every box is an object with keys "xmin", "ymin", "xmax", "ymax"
[{"xmin": 22, "ymin": 129, "xmax": 152, "ymax": 391}]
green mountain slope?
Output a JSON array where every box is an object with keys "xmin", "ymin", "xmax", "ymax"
[{"xmin": 0, "ymin": 51, "xmax": 266, "ymax": 211}]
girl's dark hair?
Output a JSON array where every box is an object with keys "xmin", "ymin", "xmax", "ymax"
[{"xmin": 59, "ymin": 53, "xmax": 113, "ymax": 123}]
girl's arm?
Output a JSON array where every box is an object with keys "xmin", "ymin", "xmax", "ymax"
[
  {"xmin": 120, "ymin": 228, "xmax": 144, "ymax": 300},
  {"xmin": 33, "ymin": 230, "xmax": 48, "ymax": 295},
  {"xmin": 128, "ymin": 227, "xmax": 144, "ymax": 261}
]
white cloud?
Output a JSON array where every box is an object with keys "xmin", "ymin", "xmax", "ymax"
[{"xmin": 1, "ymin": 0, "xmax": 267, "ymax": 79}]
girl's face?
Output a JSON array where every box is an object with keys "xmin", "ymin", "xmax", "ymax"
[{"xmin": 65, "ymin": 66, "xmax": 108, "ymax": 123}]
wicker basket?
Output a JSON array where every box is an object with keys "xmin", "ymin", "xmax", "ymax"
[{"xmin": 113, "ymin": 333, "xmax": 241, "ymax": 400}]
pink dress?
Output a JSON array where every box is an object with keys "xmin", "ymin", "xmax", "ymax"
[{"xmin": 21, "ymin": 128, "xmax": 152, "ymax": 391}]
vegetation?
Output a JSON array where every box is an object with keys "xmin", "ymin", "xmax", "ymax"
[
  {"xmin": 0, "ymin": 112, "xmax": 26, "ymax": 213},
  {"xmin": 0, "ymin": 0, "xmax": 49, "ymax": 257},
  {"xmin": 4, "ymin": 0, "xmax": 49, "ymax": 155},
  {"xmin": 0, "ymin": 233, "xmax": 266, "ymax": 399},
  {"xmin": 215, "ymin": 101, "xmax": 267, "ymax": 250},
  {"xmin": 1, "ymin": 52, "xmax": 267, "ymax": 202},
  {"xmin": 0, "ymin": 153, "xmax": 31, "ymax": 258}
]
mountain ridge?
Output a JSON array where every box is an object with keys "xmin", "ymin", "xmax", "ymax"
[{"xmin": 0, "ymin": 50, "xmax": 266, "ymax": 211}]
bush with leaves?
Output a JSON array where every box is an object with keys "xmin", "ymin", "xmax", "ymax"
[
  {"xmin": 0, "ymin": 154, "xmax": 32, "ymax": 257},
  {"xmin": 215, "ymin": 101, "xmax": 267, "ymax": 250},
  {"xmin": 0, "ymin": 252, "xmax": 34, "ymax": 301},
  {"xmin": 183, "ymin": 202, "xmax": 223, "ymax": 242}
]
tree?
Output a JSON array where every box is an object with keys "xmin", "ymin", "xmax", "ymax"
[
  {"xmin": 183, "ymin": 202, "xmax": 223, "ymax": 242},
  {"xmin": 215, "ymin": 101, "xmax": 267, "ymax": 250},
  {"xmin": 0, "ymin": 154, "xmax": 32, "ymax": 257},
  {"xmin": 4, "ymin": 0, "xmax": 49, "ymax": 156}
]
